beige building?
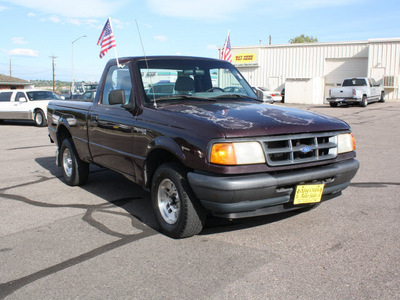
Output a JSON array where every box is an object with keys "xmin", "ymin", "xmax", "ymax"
[{"xmin": 227, "ymin": 38, "xmax": 400, "ymax": 104}]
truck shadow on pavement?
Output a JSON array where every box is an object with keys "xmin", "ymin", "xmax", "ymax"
[
  {"xmin": 0, "ymin": 156, "xmax": 317, "ymax": 298},
  {"xmin": 34, "ymin": 156, "xmax": 301, "ymax": 237}
]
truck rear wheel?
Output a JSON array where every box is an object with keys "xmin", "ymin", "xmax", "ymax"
[
  {"xmin": 360, "ymin": 95, "xmax": 368, "ymax": 107},
  {"xmin": 60, "ymin": 138, "xmax": 89, "ymax": 186},
  {"xmin": 151, "ymin": 162, "xmax": 205, "ymax": 238},
  {"xmin": 329, "ymin": 102, "xmax": 338, "ymax": 107}
]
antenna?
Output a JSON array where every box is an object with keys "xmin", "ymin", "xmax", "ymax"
[{"xmin": 135, "ymin": 19, "xmax": 157, "ymax": 108}]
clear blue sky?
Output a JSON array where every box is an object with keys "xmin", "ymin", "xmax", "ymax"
[{"xmin": 1, "ymin": 0, "xmax": 399, "ymax": 82}]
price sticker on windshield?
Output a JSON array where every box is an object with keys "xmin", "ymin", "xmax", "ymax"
[{"xmin": 294, "ymin": 184, "xmax": 324, "ymax": 205}]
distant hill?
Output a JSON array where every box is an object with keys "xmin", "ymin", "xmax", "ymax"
[{"xmin": 30, "ymin": 80, "xmax": 81, "ymax": 93}]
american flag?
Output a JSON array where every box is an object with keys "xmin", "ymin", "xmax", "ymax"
[
  {"xmin": 221, "ymin": 31, "xmax": 232, "ymax": 62},
  {"xmin": 97, "ymin": 18, "xmax": 117, "ymax": 58}
]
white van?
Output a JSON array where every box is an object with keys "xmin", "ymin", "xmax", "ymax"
[{"xmin": 0, "ymin": 89, "xmax": 61, "ymax": 126}]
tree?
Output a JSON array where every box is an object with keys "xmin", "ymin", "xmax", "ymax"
[{"xmin": 289, "ymin": 34, "xmax": 318, "ymax": 44}]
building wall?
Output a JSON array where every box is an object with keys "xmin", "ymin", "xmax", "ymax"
[
  {"xmin": 231, "ymin": 38, "xmax": 400, "ymax": 102},
  {"xmin": 368, "ymin": 39, "xmax": 400, "ymax": 99}
]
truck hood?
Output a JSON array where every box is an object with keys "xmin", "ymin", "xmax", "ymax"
[{"xmin": 158, "ymin": 101, "xmax": 350, "ymax": 138}]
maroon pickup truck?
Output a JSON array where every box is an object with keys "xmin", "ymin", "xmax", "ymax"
[{"xmin": 47, "ymin": 56, "xmax": 359, "ymax": 238}]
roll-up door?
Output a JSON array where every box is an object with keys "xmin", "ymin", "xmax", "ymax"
[{"xmin": 324, "ymin": 58, "xmax": 368, "ymax": 99}]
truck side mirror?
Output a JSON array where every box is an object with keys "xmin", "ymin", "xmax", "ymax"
[{"xmin": 109, "ymin": 89, "xmax": 125, "ymax": 105}]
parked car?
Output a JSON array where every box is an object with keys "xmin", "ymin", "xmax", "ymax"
[
  {"xmin": 48, "ymin": 56, "xmax": 359, "ymax": 238},
  {"xmin": 84, "ymin": 83, "xmax": 98, "ymax": 92},
  {"xmin": 0, "ymin": 89, "xmax": 61, "ymax": 126},
  {"xmin": 252, "ymin": 87, "xmax": 274, "ymax": 103},
  {"xmin": 327, "ymin": 77, "xmax": 385, "ymax": 107},
  {"xmin": 224, "ymin": 86, "xmax": 246, "ymax": 94},
  {"xmin": 78, "ymin": 90, "xmax": 96, "ymax": 102},
  {"xmin": 254, "ymin": 87, "xmax": 283, "ymax": 102},
  {"xmin": 146, "ymin": 82, "xmax": 176, "ymax": 98}
]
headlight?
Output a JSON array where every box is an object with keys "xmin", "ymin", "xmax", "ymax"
[
  {"xmin": 210, "ymin": 142, "xmax": 266, "ymax": 165},
  {"xmin": 337, "ymin": 133, "xmax": 356, "ymax": 154}
]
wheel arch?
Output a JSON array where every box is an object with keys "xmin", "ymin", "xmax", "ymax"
[
  {"xmin": 57, "ymin": 124, "xmax": 72, "ymax": 147},
  {"xmin": 144, "ymin": 145, "xmax": 188, "ymax": 189}
]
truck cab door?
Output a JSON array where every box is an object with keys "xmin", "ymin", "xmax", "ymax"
[{"xmin": 88, "ymin": 64, "xmax": 137, "ymax": 178}]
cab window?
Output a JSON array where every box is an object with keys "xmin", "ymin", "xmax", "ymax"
[{"xmin": 101, "ymin": 64, "xmax": 132, "ymax": 106}]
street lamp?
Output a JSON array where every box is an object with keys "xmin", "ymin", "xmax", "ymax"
[{"xmin": 72, "ymin": 35, "xmax": 87, "ymax": 95}]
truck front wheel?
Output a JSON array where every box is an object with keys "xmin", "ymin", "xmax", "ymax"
[
  {"xmin": 60, "ymin": 139, "xmax": 89, "ymax": 186},
  {"xmin": 151, "ymin": 163, "xmax": 205, "ymax": 238}
]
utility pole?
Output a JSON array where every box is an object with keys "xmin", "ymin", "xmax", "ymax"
[
  {"xmin": 49, "ymin": 54, "xmax": 57, "ymax": 92},
  {"xmin": 9, "ymin": 59, "xmax": 12, "ymax": 77},
  {"xmin": 72, "ymin": 35, "xmax": 87, "ymax": 94}
]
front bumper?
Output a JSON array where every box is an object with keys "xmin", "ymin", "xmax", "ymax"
[{"xmin": 187, "ymin": 159, "xmax": 359, "ymax": 218}]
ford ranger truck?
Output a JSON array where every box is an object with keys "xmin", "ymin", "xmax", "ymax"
[
  {"xmin": 327, "ymin": 77, "xmax": 385, "ymax": 107},
  {"xmin": 47, "ymin": 56, "xmax": 359, "ymax": 238}
]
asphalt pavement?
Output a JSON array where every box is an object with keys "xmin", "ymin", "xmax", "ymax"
[{"xmin": 0, "ymin": 101, "xmax": 399, "ymax": 299}]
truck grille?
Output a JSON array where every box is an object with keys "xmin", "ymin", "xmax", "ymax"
[{"xmin": 261, "ymin": 132, "xmax": 338, "ymax": 167}]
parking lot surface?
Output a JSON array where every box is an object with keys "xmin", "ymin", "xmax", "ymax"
[{"xmin": 1, "ymin": 102, "xmax": 399, "ymax": 299}]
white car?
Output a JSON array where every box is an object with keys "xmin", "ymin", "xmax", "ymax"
[
  {"xmin": 0, "ymin": 89, "xmax": 61, "ymax": 126},
  {"xmin": 253, "ymin": 87, "xmax": 283, "ymax": 102}
]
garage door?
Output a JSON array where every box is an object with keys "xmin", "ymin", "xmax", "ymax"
[{"xmin": 324, "ymin": 58, "xmax": 368, "ymax": 99}]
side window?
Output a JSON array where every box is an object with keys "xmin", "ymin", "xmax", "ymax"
[
  {"xmin": 0, "ymin": 92, "xmax": 13, "ymax": 102},
  {"xmin": 16, "ymin": 92, "xmax": 27, "ymax": 102},
  {"xmin": 101, "ymin": 64, "xmax": 132, "ymax": 105}
]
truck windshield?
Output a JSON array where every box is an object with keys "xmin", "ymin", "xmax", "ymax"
[{"xmin": 138, "ymin": 58, "xmax": 257, "ymax": 103}]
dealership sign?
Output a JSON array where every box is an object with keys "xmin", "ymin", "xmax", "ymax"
[{"xmin": 232, "ymin": 48, "xmax": 259, "ymax": 66}]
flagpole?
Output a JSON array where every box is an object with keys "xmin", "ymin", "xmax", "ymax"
[{"xmin": 108, "ymin": 17, "xmax": 121, "ymax": 68}]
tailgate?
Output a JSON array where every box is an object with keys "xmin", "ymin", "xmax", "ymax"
[{"xmin": 330, "ymin": 87, "xmax": 354, "ymax": 98}]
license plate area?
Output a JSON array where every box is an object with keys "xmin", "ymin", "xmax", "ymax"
[{"xmin": 294, "ymin": 184, "xmax": 324, "ymax": 205}]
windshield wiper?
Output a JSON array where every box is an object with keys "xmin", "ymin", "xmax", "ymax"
[
  {"xmin": 151, "ymin": 95, "xmax": 217, "ymax": 102},
  {"xmin": 210, "ymin": 94, "xmax": 261, "ymax": 101}
]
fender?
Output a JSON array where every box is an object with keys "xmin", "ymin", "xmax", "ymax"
[
  {"xmin": 148, "ymin": 136, "xmax": 186, "ymax": 162},
  {"xmin": 54, "ymin": 113, "xmax": 92, "ymax": 164},
  {"xmin": 141, "ymin": 136, "xmax": 187, "ymax": 187}
]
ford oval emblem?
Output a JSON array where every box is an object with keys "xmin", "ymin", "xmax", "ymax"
[{"xmin": 301, "ymin": 146, "xmax": 312, "ymax": 153}]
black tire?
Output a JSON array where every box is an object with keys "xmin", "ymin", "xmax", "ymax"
[
  {"xmin": 34, "ymin": 109, "xmax": 47, "ymax": 127},
  {"xmin": 329, "ymin": 102, "xmax": 338, "ymax": 107},
  {"xmin": 379, "ymin": 91, "xmax": 385, "ymax": 103},
  {"xmin": 360, "ymin": 95, "xmax": 368, "ymax": 107},
  {"xmin": 60, "ymin": 138, "xmax": 89, "ymax": 186},
  {"xmin": 151, "ymin": 162, "xmax": 206, "ymax": 238}
]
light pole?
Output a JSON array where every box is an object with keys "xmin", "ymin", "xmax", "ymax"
[{"xmin": 72, "ymin": 35, "xmax": 87, "ymax": 95}]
